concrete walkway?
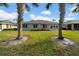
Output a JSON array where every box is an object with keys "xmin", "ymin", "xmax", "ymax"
[
  {"xmin": 53, "ymin": 37, "xmax": 76, "ymax": 48},
  {"xmin": 1, "ymin": 36, "xmax": 28, "ymax": 46}
]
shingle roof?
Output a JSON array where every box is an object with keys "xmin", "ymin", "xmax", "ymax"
[
  {"xmin": 24, "ymin": 20, "xmax": 58, "ymax": 24},
  {"xmin": 0, "ymin": 20, "xmax": 16, "ymax": 25}
]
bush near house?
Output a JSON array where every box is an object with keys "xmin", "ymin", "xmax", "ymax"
[
  {"xmin": 3, "ymin": 28, "xmax": 17, "ymax": 31},
  {"xmin": 30, "ymin": 29, "xmax": 50, "ymax": 31}
]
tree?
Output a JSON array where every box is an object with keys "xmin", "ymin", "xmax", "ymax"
[
  {"xmin": 16, "ymin": 3, "xmax": 38, "ymax": 40},
  {"xmin": 58, "ymin": 3, "xmax": 65, "ymax": 40},
  {"xmin": 46, "ymin": 3, "xmax": 65, "ymax": 40}
]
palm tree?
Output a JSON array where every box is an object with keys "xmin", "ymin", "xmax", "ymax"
[
  {"xmin": 16, "ymin": 3, "xmax": 38, "ymax": 40},
  {"xmin": 46, "ymin": 3, "xmax": 65, "ymax": 40},
  {"xmin": 58, "ymin": 3, "xmax": 65, "ymax": 40}
]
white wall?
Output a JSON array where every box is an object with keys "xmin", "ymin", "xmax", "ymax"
[
  {"xmin": 2, "ymin": 24, "xmax": 7, "ymax": 29},
  {"xmin": 23, "ymin": 24, "xmax": 58, "ymax": 30}
]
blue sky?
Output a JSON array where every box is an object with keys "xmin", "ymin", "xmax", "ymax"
[{"xmin": 0, "ymin": 3, "xmax": 79, "ymax": 22}]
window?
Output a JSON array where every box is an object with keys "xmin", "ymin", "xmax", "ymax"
[
  {"xmin": 43, "ymin": 24, "xmax": 47, "ymax": 28},
  {"xmin": 50, "ymin": 26, "xmax": 53, "ymax": 28},
  {"xmin": 33, "ymin": 24, "xmax": 38, "ymax": 28},
  {"xmin": 23, "ymin": 24, "xmax": 27, "ymax": 28},
  {"xmin": 56, "ymin": 26, "xmax": 58, "ymax": 28}
]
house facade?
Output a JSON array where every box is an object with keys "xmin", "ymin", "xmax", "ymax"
[
  {"xmin": 63, "ymin": 20, "xmax": 79, "ymax": 30},
  {"xmin": 0, "ymin": 20, "xmax": 17, "ymax": 31},
  {"xmin": 23, "ymin": 20, "xmax": 59, "ymax": 30},
  {"xmin": 0, "ymin": 20, "xmax": 79, "ymax": 31}
]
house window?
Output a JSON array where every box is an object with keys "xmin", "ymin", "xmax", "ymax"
[
  {"xmin": 43, "ymin": 24, "xmax": 47, "ymax": 28},
  {"xmin": 33, "ymin": 24, "xmax": 38, "ymax": 28},
  {"xmin": 55, "ymin": 25, "xmax": 58, "ymax": 28},
  {"xmin": 23, "ymin": 24, "xmax": 27, "ymax": 28},
  {"xmin": 50, "ymin": 26, "xmax": 53, "ymax": 28}
]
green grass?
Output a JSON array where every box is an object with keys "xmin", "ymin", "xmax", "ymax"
[{"xmin": 0, "ymin": 30, "xmax": 79, "ymax": 56}]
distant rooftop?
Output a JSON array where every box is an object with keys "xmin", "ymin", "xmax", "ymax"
[
  {"xmin": 64, "ymin": 20, "xmax": 79, "ymax": 24},
  {"xmin": 24, "ymin": 20, "xmax": 58, "ymax": 24},
  {"xmin": 0, "ymin": 20, "xmax": 16, "ymax": 25}
]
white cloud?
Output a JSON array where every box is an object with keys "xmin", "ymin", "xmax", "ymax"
[
  {"xmin": 65, "ymin": 17, "xmax": 75, "ymax": 21},
  {"xmin": 29, "ymin": 14, "xmax": 76, "ymax": 22},
  {"xmin": 63, "ymin": 17, "xmax": 76, "ymax": 22},
  {"xmin": 70, "ymin": 6, "xmax": 77, "ymax": 12},
  {"xmin": 68, "ymin": 13, "xmax": 74, "ymax": 16},
  {"xmin": 68, "ymin": 4, "xmax": 77, "ymax": 17},
  {"xmin": 53, "ymin": 17, "xmax": 76, "ymax": 22},
  {"xmin": 0, "ymin": 9, "xmax": 17, "ymax": 20},
  {"xmin": 29, "ymin": 14, "xmax": 52, "ymax": 21},
  {"xmin": 41, "ymin": 10, "xmax": 51, "ymax": 15}
]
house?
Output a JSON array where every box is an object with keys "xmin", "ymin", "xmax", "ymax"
[
  {"xmin": 63, "ymin": 20, "xmax": 79, "ymax": 30},
  {"xmin": 23, "ymin": 20, "xmax": 59, "ymax": 30},
  {"xmin": 0, "ymin": 20, "xmax": 17, "ymax": 31}
]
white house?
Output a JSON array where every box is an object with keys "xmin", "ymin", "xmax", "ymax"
[
  {"xmin": 63, "ymin": 20, "xmax": 79, "ymax": 30},
  {"xmin": 23, "ymin": 20, "xmax": 59, "ymax": 30},
  {"xmin": 0, "ymin": 20, "xmax": 17, "ymax": 31},
  {"xmin": 0, "ymin": 20, "xmax": 79, "ymax": 31}
]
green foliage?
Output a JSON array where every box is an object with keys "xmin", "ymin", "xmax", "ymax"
[
  {"xmin": 0, "ymin": 30, "xmax": 79, "ymax": 55},
  {"xmin": 0, "ymin": 3, "xmax": 9, "ymax": 7}
]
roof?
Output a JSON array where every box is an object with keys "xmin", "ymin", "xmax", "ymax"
[
  {"xmin": 64, "ymin": 20, "xmax": 79, "ymax": 24},
  {"xmin": 24, "ymin": 20, "xmax": 58, "ymax": 24},
  {"xmin": 0, "ymin": 20, "xmax": 17, "ymax": 25}
]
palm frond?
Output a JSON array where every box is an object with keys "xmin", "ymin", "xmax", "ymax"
[
  {"xmin": 25, "ymin": 4, "xmax": 30, "ymax": 11},
  {"xmin": 32, "ymin": 3, "xmax": 39, "ymax": 7},
  {"xmin": 0, "ymin": 3, "xmax": 9, "ymax": 7},
  {"xmin": 72, "ymin": 4, "xmax": 79, "ymax": 13},
  {"xmin": 46, "ymin": 3, "xmax": 52, "ymax": 10}
]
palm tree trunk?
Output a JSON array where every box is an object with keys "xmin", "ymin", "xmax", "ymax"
[
  {"xmin": 16, "ymin": 3, "xmax": 25, "ymax": 40},
  {"xmin": 58, "ymin": 3, "xmax": 65, "ymax": 40}
]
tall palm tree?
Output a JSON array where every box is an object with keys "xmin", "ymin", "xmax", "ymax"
[
  {"xmin": 16, "ymin": 3, "xmax": 38, "ymax": 40},
  {"xmin": 46, "ymin": 3, "xmax": 65, "ymax": 40},
  {"xmin": 58, "ymin": 3, "xmax": 65, "ymax": 40}
]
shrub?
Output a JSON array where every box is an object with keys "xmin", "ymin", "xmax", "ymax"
[
  {"xmin": 3, "ymin": 28, "xmax": 17, "ymax": 31},
  {"xmin": 30, "ymin": 28, "xmax": 50, "ymax": 31}
]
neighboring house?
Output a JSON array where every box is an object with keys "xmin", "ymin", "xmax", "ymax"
[
  {"xmin": 0, "ymin": 20, "xmax": 17, "ymax": 31},
  {"xmin": 23, "ymin": 20, "xmax": 59, "ymax": 30},
  {"xmin": 63, "ymin": 20, "xmax": 79, "ymax": 30}
]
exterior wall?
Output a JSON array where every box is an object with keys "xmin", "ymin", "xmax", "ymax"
[
  {"xmin": 10, "ymin": 25, "xmax": 17, "ymax": 28},
  {"xmin": 48, "ymin": 24, "xmax": 58, "ymax": 30},
  {"xmin": 23, "ymin": 23, "xmax": 58, "ymax": 30},
  {"xmin": 2, "ymin": 24, "xmax": 7, "ymax": 29},
  {"xmin": 63, "ymin": 24, "xmax": 79, "ymax": 30},
  {"xmin": 0, "ymin": 24, "xmax": 17, "ymax": 31}
]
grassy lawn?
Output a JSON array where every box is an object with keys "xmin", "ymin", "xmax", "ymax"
[{"xmin": 0, "ymin": 30, "xmax": 79, "ymax": 56}]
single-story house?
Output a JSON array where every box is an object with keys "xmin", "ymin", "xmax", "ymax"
[
  {"xmin": 63, "ymin": 20, "xmax": 79, "ymax": 30},
  {"xmin": 23, "ymin": 20, "xmax": 59, "ymax": 30},
  {"xmin": 0, "ymin": 20, "xmax": 79, "ymax": 31},
  {"xmin": 0, "ymin": 20, "xmax": 17, "ymax": 31}
]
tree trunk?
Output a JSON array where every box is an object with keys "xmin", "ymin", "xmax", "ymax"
[
  {"xmin": 16, "ymin": 3, "xmax": 25, "ymax": 40},
  {"xmin": 58, "ymin": 3, "xmax": 65, "ymax": 40}
]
